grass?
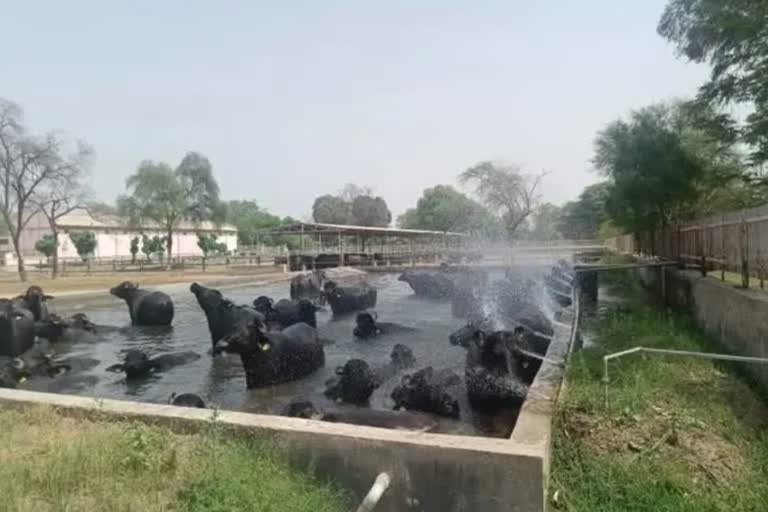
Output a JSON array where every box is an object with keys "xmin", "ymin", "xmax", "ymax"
[
  {"xmin": 0, "ymin": 406, "xmax": 349, "ymax": 512},
  {"xmin": 551, "ymin": 268, "xmax": 768, "ymax": 511}
]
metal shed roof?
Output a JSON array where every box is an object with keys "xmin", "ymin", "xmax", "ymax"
[{"xmin": 260, "ymin": 221, "xmax": 466, "ymax": 237}]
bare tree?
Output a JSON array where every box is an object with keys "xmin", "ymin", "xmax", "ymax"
[
  {"xmin": 0, "ymin": 98, "xmax": 92, "ymax": 281},
  {"xmin": 459, "ymin": 161, "xmax": 545, "ymax": 241},
  {"xmin": 32, "ymin": 167, "xmax": 91, "ymax": 279}
]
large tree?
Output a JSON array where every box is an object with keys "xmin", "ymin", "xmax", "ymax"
[
  {"xmin": 312, "ymin": 194, "xmax": 352, "ymax": 224},
  {"xmin": 658, "ymin": 0, "xmax": 768, "ymax": 163},
  {"xmin": 118, "ymin": 152, "xmax": 221, "ymax": 266},
  {"xmin": 0, "ymin": 98, "xmax": 92, "ymax": 281},
  {"xmin": 593, "ymin": 102, "xmax": 745, "ymax": 235},
  {"xmin": 397, "ymin": 184, "xmax": 501, "ymax": 236},
  {"xmin": 459, "ymin": 162, "xmax": 544, "ymax": 241},
  {"xmin": 558, "ymin": 182, "xmax": 610, "ymax": 240},
  {"xmin": 224, "ymin": 199, "xmax": 284, "ymax": 245},
  {"xmin": 312, "ymin": 184, "xmax": 392, "ymax": 227},
  {"xmin": 528, "ymin": 203, "xmax": 563, "ymax": 241}
]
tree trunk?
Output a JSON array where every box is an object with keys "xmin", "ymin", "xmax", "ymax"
[
  {"xmin": 166, "ymin": 229, "xmax": 173, "ymax": 270},
  {"xmin": 14, "ymin": 241, "xmax": 26, "ymax": 282},
  {"xmin": 51, "ymin": 229, "xmax": 60, "ymax": 279}
]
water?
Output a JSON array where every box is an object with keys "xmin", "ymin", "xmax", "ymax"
[{"xmin": 19, "ymin": 273, "xmax": 532, "ymax": 437}]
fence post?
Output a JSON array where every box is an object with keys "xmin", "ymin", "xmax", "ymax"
[{"xmin": 741, "ymin": 218, "xmax": 750, "ymax": 289}]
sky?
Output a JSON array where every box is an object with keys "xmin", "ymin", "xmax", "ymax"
[{"xmin": 1, "ymin": 1, "xmax": 710, "ymax": 220}]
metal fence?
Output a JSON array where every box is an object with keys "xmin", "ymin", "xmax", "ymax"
[{"xmin": 606, "ymin": 203, "xmax": 768, "ymax": 286}]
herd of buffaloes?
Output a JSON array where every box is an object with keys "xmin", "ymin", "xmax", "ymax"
[{"xmin": 0, "ymin": 261, "xmax": 574, "ymax": 432}]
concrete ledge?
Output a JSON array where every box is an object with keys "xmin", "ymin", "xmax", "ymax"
[{"xmin": 637, "ymin": 266, "xmax": 768, "ymax": 393}]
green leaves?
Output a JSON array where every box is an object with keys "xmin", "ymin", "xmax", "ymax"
[
  {"xmin": 311, "ymin": 185, "xmax": 392, "ymax": 227},
  {"xmin": 398, "ymin": 184, "xmax": 501, "ymax": 236},
  {"xmin": 35, "ymin": 234, "xmax": 56, "ymax": 258}
]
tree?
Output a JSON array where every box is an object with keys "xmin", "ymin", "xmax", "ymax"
[
  {"xmin": 129, "ymin": 236, "xmax": 139, "ymax": 264},
  {"xmin": 35, "ymin": 234, "xmax": 56, "ymax": 259},
  {"xmin": 658, "ymin": 0, "xmax": 768, "ymax": 163},
  {"xmin": 397, "ymin": 185, "xmax": 501, "ymax": 237},
  {"xmin": 118, "ymin": 152, "xmax": 221, "ymax": 268},
  {"xmin": 197, "ymin": 233, "xmax": 226, "ymax": 256},
  {"xmin": 339, "ymin": 183, "xmax": 373, "ymax": 202},
  {"xmin": 312, "ymin": 194, "xmax": 351, "ymax": 224},
  {"xmin": 593, "ymin": 101, "xmax": 745, "ymax": 236},
  {"xmin": 350, "ymin": 195, "xmax": 391, "ymax": 227},
  {"xmin": 528, "ymin": 203, "xmax": 562, "ymax": 241},
  {"xmin": 140, "ymin": 234, "xmax": 166, "ymax": 263},
  {"xmin": 558, "ymin": 182, "xmax": 610, "ymax": 239},
  {"xmin": 69, "ymin": 232, "xmax": 96, "ymax": 262},
  {"xmin": 459, "ymin": 162, "xmax": 544, "ymax": 241},
  {"xmin": 33, "ymin": 157, "xmax": 90, "ymax": 278},
  {"xmin": 0, "ymin": 98, "xmax": 92, "ymax": 281},
  {"xmin": 224, "ymin": 200, "xmax": 283, "ymax": 246}
]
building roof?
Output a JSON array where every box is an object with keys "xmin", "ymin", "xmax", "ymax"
[
  {"xmin": 261, "ymin": 221, "xmax": 466, "ymax": 238},
  {"xmin": 55, "ymin": 209, "xmax": 237, "ymax": 233}
]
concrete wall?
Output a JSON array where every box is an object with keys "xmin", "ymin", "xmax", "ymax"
[{"xmin": 637, "ymin": 266, "xmax": 768, "ymax": 392}]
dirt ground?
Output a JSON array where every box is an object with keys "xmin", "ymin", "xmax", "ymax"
[{"xmin": 0, "ymin": 265, "xmax": 285, "ymax": 297}]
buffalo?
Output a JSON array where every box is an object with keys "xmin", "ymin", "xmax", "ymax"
[
  {"xmin": 353, "ymin": 311, "xmax": 417, "ymax": 339},
  {"xmin": 323, "ymin": 281, "xmax": 377, "ymax": 316},
  {"xmin": 324, "ymin": 359, "xmax": 379, "ymax": 404},
  {"xmin": 398, "ymin": 270, "xmax": 455, "ymax": 299},
  {"xmin": 252, "ymin": 296, "xmax": 317, "ymax": 329},
  {"xmin": 283, "ymin": 400, "xmax": 438, "ymax": 431},
  {"xmin": 110, "ymin": 282, "xmax": 174, "ymax": 326},
  {"xmin": 215, "ymin": 319, "xmax": 325, "ymax": 388},
  {"xmin": 169, "ymin": 392, "xmax": 207, "ymax": 409},
  {"xmin": 14, "ymin": 286, "xmax": 54, "ymax": 322},
  {"xmin": 106, "ymin": 349, "xmax": 201, "ymax": 380},
  {"xmin": 390, "ymin": 366, "xmax": 461, "ymax": 418},
  {"xmin": 191, "ymin": 283, "xmax": 264, "ymax": 350},
  {"xmin": 290, "ymin": 270, "xmax": 326, "ymax": 304},
  {"xmin": 0, "ymin": 298, "xmax": 35, "ymax": 357}
]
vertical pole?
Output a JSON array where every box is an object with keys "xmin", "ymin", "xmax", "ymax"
[{"xmin": 721, "ymin": 215, "xmax": 726, "ymax": 281}]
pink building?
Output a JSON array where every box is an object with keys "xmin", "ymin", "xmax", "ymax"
[{"xmin": 19, "ymin": 209, "xmax": 237, "ymax": 261}]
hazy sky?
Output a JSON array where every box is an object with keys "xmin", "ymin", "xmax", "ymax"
[{"xmin": 2, "ymin": 1, "xmax": 709, "ymax": 220}]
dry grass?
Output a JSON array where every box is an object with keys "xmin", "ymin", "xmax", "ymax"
[
  {"xmin": 0, "ymin": 266, "xmax": 286, "ymax": 297},
  {"xmin": 0, "ymin": 406, "xmax": 348, "ymax": 512}
]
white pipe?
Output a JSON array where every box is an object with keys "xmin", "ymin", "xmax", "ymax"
[{"xmin": 355, "ymin": 472, "xmax": 391, "ymax": 512}]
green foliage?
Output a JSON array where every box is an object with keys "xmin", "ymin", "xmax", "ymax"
[
  {"xmin": 593, "ymin": 102, "xmax": 746, "ymax": 233},
  {"xmin": 141, "ymin": 234, "xmax": 166, "ymax": 262},
  {"xmin": 69, "ymin": 232, "xmax": 96, "ymax": 262},
  {"xmin": 397, "ymin": 185, "xmax": 501, "ymax": 237},
  {"xmin": 558, "ymin": 182, "xmax": 610, "ymax": 239},
  {"xmin": 312, "ymin": 184, "xmax": 392, "ymax": 227},
  {"xmin": 658, "ymin": 0, "xmax": 768, "ymax": 163},
  {"xmin": 35, "ymin": 234, "xmax": 56, "ymax": 258},
  {"xmin": 527, "ymin": 203, "xmax": 562, "ymax": 240},
  {"xmin": 129, "ymin": 236, "xmax": 140, "ymax": 263},
  {"xmin": 197, "ymin": 234, "xmax": 228, "ymax": 256},
  {"xmin": 459, "ymin": 161, "xmax": 542, "ymax": 240},
  {"xmin": 224, "ymin": 199, "xmax": 284, "ymax": 246}
]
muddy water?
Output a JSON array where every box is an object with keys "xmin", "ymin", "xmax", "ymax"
[{"xmin": 17, "ymin": 272, "xmax": 549, "ymax": 437}]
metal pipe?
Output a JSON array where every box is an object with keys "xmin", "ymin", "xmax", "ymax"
[
  {"xmin": 355, "ymin": 472, "xmax": 391, "ymax": 512},
  {"xmin": 602, "ymin": 347, "xmax": 768, "ymax": 408}
]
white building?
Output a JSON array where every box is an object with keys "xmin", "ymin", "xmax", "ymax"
[{"xmin": 19, "ymin": 209, "xmax": 238, "ymax": 261}]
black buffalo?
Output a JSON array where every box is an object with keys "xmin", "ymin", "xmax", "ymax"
[
  {"xmin": 390, "ymin": 366, "xmax": 461, "ymax": 418},
  {"xmin": 324, "ymin": 358, "xmax": 379, "ymax": 404},
  {"xmin": 32, "ymin": 313, "xmax": 120, "ymax": 344},
  {"xmin": 323, "ymin": 281, "xmax": 377, "ymax": 316},
  {"xmin": 353, "ymin": 311, "xmax": 417, "ymax": 339},
  {"xmin": 372, "ymin": 344, "xmax": 416, "ymax": 385},
  {"xmin": 0, "ymin": 298, "xmax": 35, "ymax": 357},
  {"xmin": 216, "ymin": 320, "xmax": 325, "ymax": 388},
  {"xmin": 398, "ymin": 270, "xmax": 455, "ymax": 299},
  {"xmin": 283, "ymin": 400, "xmax": 437, "ymax": 431},
  {"xmin": 252, "ymin": 296, "xmax": 317, "ymax": 329},
  {"xmin": 110, "ymin": 281, "xmax": 174, "ymax": 326},
  {"xmin": 106, "ymin": 349, "xmax": 201, "ymax": 380},
  {"xmin": 169, "ymin": 392, "xmax": 207, "ymax": 408},
  {"xmin": 290, "ymin": 270, "xmax": 326, "ymax": 303},
  {"xmin": 14, "ymin": 286, "xmax": 54, "ymax": 322},
  {"xmin": 191, "ymin": 283, "xmax": 264, "ymax": 350}
]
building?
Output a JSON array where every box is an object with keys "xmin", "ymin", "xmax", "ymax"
[{"xmin": 18, "ymin": 209, "xmax": 238, "ymax": 261}]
